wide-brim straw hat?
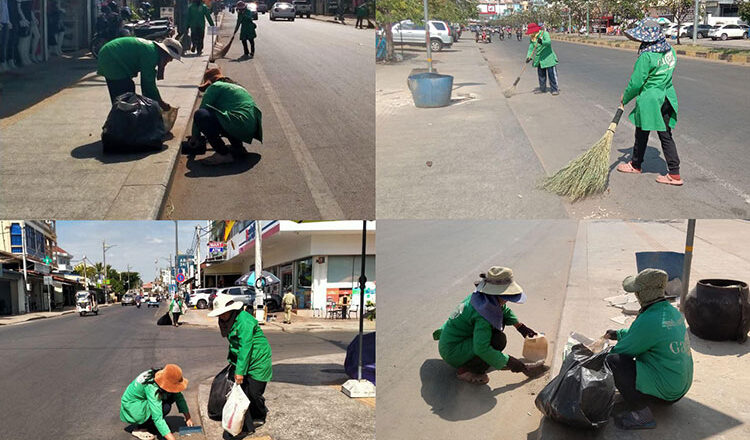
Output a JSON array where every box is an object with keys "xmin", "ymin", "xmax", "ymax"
[
  {"xmin": 475, "ymin": 266, "xmax": 526, "ymax": 303},
  {"xmin": 208, "ymin": 293, "xmax": 244, "ymax": 317},
  {"xmin": 198, "ymin": 67, "xmax": 225, "ymax": 91},
  {"xmin": 624, "ymin": 19, "xmax": 663, "ymax": 43},
  {"xmin": 155, "ymin": 364, "xmax": 189, "ymax": 393},
  {"xmin": 155, "ymin": 38, "xmax": 183, "ymax": 62}
]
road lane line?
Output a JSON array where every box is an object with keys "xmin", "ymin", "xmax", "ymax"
[{"xmin": 253, "ymin": 61, "xmax": 345, "ymax": 219}]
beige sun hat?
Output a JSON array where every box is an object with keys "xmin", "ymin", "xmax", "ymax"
[
  {"xmin": 476, "ymin": 266, "xmax": 524, "ymax": 296},
  {"xmin": 155, "ymin": 38, "xmax": 183, "ymax": 62},
  {"xmin": 208, "ymin": 293, "xmax": 244, "ymax": 317},
  {"xmin": 623, "ymin": 268, "xmax": 668, "ymax": 307}
]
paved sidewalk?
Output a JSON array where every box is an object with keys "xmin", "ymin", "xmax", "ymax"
[
  {"xmin": 181, "ymin": 308, "xmax": 376, "ymax": 333},
  {"xmin": 0, "ymin": 27, "xmax": 217, "ymax": 219},
  {"xmin": 197, "ymin": 353, "xmax": 375, "ymax": 440},
  {"xmin": 0, "ymin": 303, "xmax": 114, "ymax": 325},
  {"xmin": 535, "ymin": 219, "xmax": 750, "ymax": 439}
]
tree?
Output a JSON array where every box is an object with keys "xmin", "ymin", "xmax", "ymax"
[
  {"xmin": 664, "ymin": 0, "xmax": 694, "ymax": 45},
  {"xmin": 738, "ymin": 1, "xmax": 750, "ymax": 24}
]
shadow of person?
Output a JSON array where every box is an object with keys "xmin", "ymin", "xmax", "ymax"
[
  {"xmin": 420, "ymin": 358, "xmax": 532, "ymax": 422},
  {"xmin": 184, "ymin": 152, "xmax": 261, "ymax": 178},
  {"xmin": 688, "ymin": 331, "xmax": 750, "ymax": 357},
  {"xmin": 71, "ymin": 140, "xmax": 166, "ymax": 164}
]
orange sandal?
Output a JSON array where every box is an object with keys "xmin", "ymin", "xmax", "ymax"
[
  {"xmin": 656, "ymin": 174, "xmax": 684, "ymax": 186},
  {"xmin": 616, "ymin": 162, "xmax": 642, "ymax": 174}
]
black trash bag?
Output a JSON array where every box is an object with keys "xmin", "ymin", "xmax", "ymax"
[
  {"xmin": 207, "ymin": 364, "xmax": 233, "ymax": 420},
  {"xmin": 101, "ymin": 92, "xmax": 166, "ymax": 154},
  {"xmin": 345, "ymin": 332, "xmax": 376, "ymax": 384},
  {"xmin": 156, "ymin": 312, "xmax": 172, "ymax": 326},
  {"xmin": 535, "ymin": 344, "xmax": 615, "ymax": 429}
]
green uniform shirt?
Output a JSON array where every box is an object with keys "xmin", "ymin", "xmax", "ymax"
[
  {"xmin": 191, "ymin": 81, "xmax": 263, "ymax": 143},
  {"xmin": 622, "ymin": 48, "xmax": 678, "ymax": 131},
  {"xmin": 120, "ymin": 370, "xmax": 189, "ymax": 437},
  {"xmin": 97, "ymin": 37, "xmax": 162, "ymax": 102},
  {"xmin": 356, "ymin": 3, "xmax": 368, "ymax": 18},
  {"xmin": 187, "ymin": 2, "xmax": 214, "ymax": 31},
  {"xmin": 435, "ymin": 294, "xmax": 518, "ymax": 370},
  {"xmin": 526, "ymin": 30, "xmax": 558, "ymax": 69},
  {"xmin": 234, "ymin": 9, "xmax": 257, "ymax": 40},
  {"xmin": 612, "ymin": 300, "xmax": 693, "ymax": 401},
  {"xmin": 227, "ymin": 310, "xmax": 273, "ymax": 382}
]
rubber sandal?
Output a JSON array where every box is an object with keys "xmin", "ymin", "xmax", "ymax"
[
  {"xmin": 456, "ymin": 370, "xmax": 476, "ymax": 383},
  {"xmin": 472, "ymin": 373, "xmax": 490, "ymax": 384},
  {"xmin": 131, "ymin": 430, "xmax": 155, "ymax": 440},
  {"xmin": 616, "ymin": 162, "xmax": 642, "ymax": 174},
  {"xmin": 656, "ymin": 174, "xmax": 684, "ymax": 186}
]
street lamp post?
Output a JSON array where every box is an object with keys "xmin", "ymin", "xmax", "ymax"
[
  {"xmin": 692, "ymin": 0, "xmax": 700, "ymax": 44},
  {"xmin": 20, "ymin": 223, "xmax": 29, "ymax": 313},
  {"xmin": 102, "ymin": 241, "xmax": 116, "ymax": 304},
  {"xmin": 423, "ymin": 0, "xmax": 432, "ymax": 73}
]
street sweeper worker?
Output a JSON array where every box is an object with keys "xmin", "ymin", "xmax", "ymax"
[
  {"xmin": 234, "ymin": 2, "xmax": 257, "ymax": 59},
  {"xmin": 603, "ymin": 269, "xmax": 693, "ymax": 430},
  {"xmin": 97, "ymin": 36, "xmax": 182, "ymax": 109},
  {"xmin": 616, "ymin": 19, "xmax": 682, "ymax": 186},
  {"xmin": 525, "ymin": 23, "xmax": 559, "ymax": 95},
  {"xmin": 187, "ymin": 0, "xmax": 214, "ymax": 55},
  {"xmin": 186, "ymin": 66, "xmax": 263, "ymax": 165},
  {"xmin": 120, "ymin": 364, "xmax": 193, "ymax": 440},
  {"xmin": 209, "ymin": 294, "xmax": 272, "ymax": 435},
  {"xmin": 432, "ymin": 266, "xmax": 542, "ymax": 385}
]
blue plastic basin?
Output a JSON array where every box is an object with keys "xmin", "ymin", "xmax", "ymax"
[{"xmin": 407, "ymin": 72, "xmax": 454, "ymax": 108}]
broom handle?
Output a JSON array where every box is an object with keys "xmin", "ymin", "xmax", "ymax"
[
  {"xmin": 607, "ymin": 104, "xmax": 625, "ymax": 133},
  {"xmin": 513, "ymin": 41, "xmax": 539, "ymax": 87}
]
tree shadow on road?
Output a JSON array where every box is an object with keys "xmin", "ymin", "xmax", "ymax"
[
  {"xmin": 183, "ymin": 152, "xmax": 261, "ymax": 177},
  {"xmin": 71, "ymin": 140, "xmax": 166, "ymax": 164},
  {"xmin": 420, "ymin": 358, "xmax": 532, "ymax": 421},
  {"xmin": 688, "ymin": 331, "xmax": 750, "ymax": 357}
]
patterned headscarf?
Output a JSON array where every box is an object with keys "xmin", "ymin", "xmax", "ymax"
[{"xmin": 625, "ymin": 19, "xmax": 672, "ymax": 55}]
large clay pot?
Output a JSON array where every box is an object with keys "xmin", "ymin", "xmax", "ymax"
[{"xmin": 684, "ymin": 279, "xmax": 750, "ymax": 343}]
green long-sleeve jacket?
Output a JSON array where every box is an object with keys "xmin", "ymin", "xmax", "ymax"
[
  {"xmin": 433, "ymin": 294, "xmax": 518, "ymax": 370},
  {"xmin": 187, "ymin": 2, "xmax": 214, "ymax": 31},
  {"xmin": 97, "ymin": 37, "xmax": 162, "ymax": 102},
  {"xmin": 234, "ymin": 9, "xmax": 257, "ymax": 40},
  {"xmin": 192, "ymin": 81, "xmax": 263, "ymax": 144},
  {"xmin": 612, "ymin": 300, "xmax": 693, "ymax": 401},
  {"xmin": 622, "ymin": 48, "xmax": 678, "ymax": 131},
  {"xmin": 120, "ymin": 370, "xmax": 189, "ymax": 437},
  {"xmin": 227, "ymin": 310, "xmax": 273, "ymax": 382},
  {"xmin": 526, "ymin": 31, "xmax": 558, "ymax": 69}
]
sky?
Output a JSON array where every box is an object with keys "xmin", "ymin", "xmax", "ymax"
[{"xmin": 55, "ymin": 221, "xmax": 210, "ymax": 283}]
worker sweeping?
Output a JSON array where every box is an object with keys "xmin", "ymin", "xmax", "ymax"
[
  {"xmin": 97, "ymin": 36, "xmax": 183, "ymax": 109},
  {"xmin": 184, "ymin": 67, "xmax": 263, "ymax": 165},
  {"xmin": 234, "ymin": 2, "xmax": 257, "ymax": 59},
  {"xmin": 187, "ymin": 0, "xmax": 214, "ymax": 55},
  {"xmin": 432, "ymin": 266, "xmax": 545, "ymax": 384},
  {"xmin": 603, "ymin": 269, "xmax": 693, "ymax": 430},
  {"xmin": 525, "ymin": 23, "xmax": 559, "ymax": 95},
  {"xmin": 616, "ymin": 19, "xmax": 683, "ymax": 186},
  {"xmin": 120, "ymin": 364, "xmax": 193, "ymax": 440}
]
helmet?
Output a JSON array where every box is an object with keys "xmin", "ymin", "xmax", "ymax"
[
  {"xmin": 236, "ymin": 1, "xmax": 246, "ymax": 9},
  {"xmin": 156, "ymin": 37, "xmax": 183, "ymax": 62}
]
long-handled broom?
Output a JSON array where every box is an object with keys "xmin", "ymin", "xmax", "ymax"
[
  {"xmin": 503, "ymin": 41, "xmax": 538, "ymax": 98},
  {"xmin": 540, "ymin": 104, "xmax": 626, "ymax": 201},
  {"xmin": 209, "ymin": 32, "xmax": 236, "ymax": 63}
]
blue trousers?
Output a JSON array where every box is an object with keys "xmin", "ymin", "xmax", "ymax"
[{"xmin": 537, "ymin": 66, "xmax": 559, "ymax": 92}]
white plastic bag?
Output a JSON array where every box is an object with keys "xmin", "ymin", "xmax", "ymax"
[{"xmin": 222, "ymin": 383, "xmax": 250, "ymax": 436}]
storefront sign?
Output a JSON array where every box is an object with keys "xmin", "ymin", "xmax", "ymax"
[
  {"xmin": 34, "ymin": 263, "xmax": 50, "ymax": 274},
  {"xmin": 705, "ymin": 1, "xmax": 718, "ymax": 8},
  {"xmin": 208, "ymin": 241, "xmax": 226, "ymax": 253}
]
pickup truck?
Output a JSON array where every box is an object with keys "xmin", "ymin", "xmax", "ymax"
[{"xmin": 293, "ymin": 0, "xmax": 311, "ymax": 18}]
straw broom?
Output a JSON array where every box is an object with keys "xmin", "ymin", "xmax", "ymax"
[
  {"xmin": 209, "ymin": 32, "xmax": 236, "ymax": 63},
  {"xmin": 503, "ymin": 41, "xmax": 538, "ymax": 98},
  {"xmin": 540, "ymin": 104, "xmax": 626, "ymax": 201}
]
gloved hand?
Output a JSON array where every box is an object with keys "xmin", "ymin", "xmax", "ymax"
[
  {"xmin": 604, "ymin": 329, "xmax": 619, "ymax": 340},
  {"xmin": 525, "ymin": 57, "xmax": 532, "ymax": 64},
  {"xmin": 504, "ymin": 356, "xmax": 527, "ymax": 373},
  {"xmin": 516, "ymin": 323, "xmax": 538, "ymax": 338}
]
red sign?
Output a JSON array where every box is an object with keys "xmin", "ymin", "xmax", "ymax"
[{"xmin": 208, "ymin": 241, "xmax": 226, "ymax": 248}]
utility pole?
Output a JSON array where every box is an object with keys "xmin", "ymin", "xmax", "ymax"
[
  {"xmin": 174, "ymin": 221, "xmax": 179, "ymax": 297},
  {"xmin": 127, "ymin": 264, "xmax": 131, "ymax": 292},
  {"xmin": 20, "ymin": 223, "xmax": 29, "ymax": 313},
  {"xmin": 195, "ymin": 226, "xmax": 202, "ymax": 288},
  {"xmin": 586, "ymin": 1, "xmax": 590, "ymax": 35},
  {"xmin": 680, "ymin": 219, "xmax": 697, "ymax": 312},
  {"xmin": 254, "ymin": 221, "xmax": 264, "ymax": 323},
  {"xmin": 102, "ymin": 241, "xmax": 115, "ymax": 304},
  {"xmin": 423, "ymin": 0, "xmax": 432, "ymax": 72},
  {"xmin": 692, "ymin": 0, "xmax": 700, "ymax": 44},
  {"xmin": 82, "ymin": 257, "xmax": 88, "ymax": 288}
]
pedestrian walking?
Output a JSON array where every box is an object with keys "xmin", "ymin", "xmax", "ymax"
[
  {"xmin": 355, "ymin": 1, "xmax": 367, "ymax": 29},
  {"xmin": 616, "ymin": 19, "xmax": 683, "ymax": 186},
  {"xmin": 185, "ymin": 67, "xmax": 263, "ymax": 165},
  {"xmin": 525, "ymin": 23, "xmax": 559, "ymax": 95},
  {"xmin": 338, "ymin": 294, "xmax": 349, "ymax": 319},
  {"xmin": 208, "ymin": 294, "xmax": 272, "ymax": 435},
  {"xmin": 186, "ymin": 0, "xmax": 214, "ymax": 55},
  {"xmin": 96, "ymin": 36, "xmax": 182, "ymax": 107},
  {"xmin": 234, "ymin": 1, "xmax": 256, "ymax": 59},
  {"xmin": 603, "ymin": 269, "xmax": 693, "ymax": 429},
  {"xmin": 168, "ymin": 294, "xmax": 184, "ymax": 326},
  {"xmin": 120, "ymin": 364, "xmax": 193, "ymax": 440},
  {"xmin": 432, "ymin": 266, "xmax": 541, "ymax": 384},
  {"xmin": 282, "ymin": 287, "xmax": 296, "ymax": 324}
]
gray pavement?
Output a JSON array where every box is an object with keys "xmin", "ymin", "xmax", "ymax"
[
  {"xmin": 0, "ymin": 303, "xmax": 358, "ymax": 439},
  {"xmin": 162, "ymin": 12, "xmax": 374, "ymax": 220},
  {"xmin": 377, "ymin": 220, "xmax": 578, "ymax": 439}
]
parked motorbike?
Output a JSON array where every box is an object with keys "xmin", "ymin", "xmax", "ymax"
[{"xmin": 90, "ymin": 16, "xmax": 174, "ymax": 58}]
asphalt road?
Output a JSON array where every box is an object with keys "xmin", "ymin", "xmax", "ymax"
[
  {"xmin": 482, "ymin": 38, "xmax": 750, "ymax": 218},
  {"xmin": 0, "ymin": 304, "xmax": 355, "ymax": 439},
  {"xmin": 377, "ymin": 220, "xmax": 577, "ymax": 439},
  {"xmin": 163, "ymin": 13, "xmax": 374, "ymax": 219}
]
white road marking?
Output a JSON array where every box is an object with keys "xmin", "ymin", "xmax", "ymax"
[{"xmin": 253, "ymin": 61, "xmax": 346, "ymax": 219}]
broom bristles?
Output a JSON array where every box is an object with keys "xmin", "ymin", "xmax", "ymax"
[{"xmin": 540, "ymin": 130, "xmax": 614, "ymax": 201}]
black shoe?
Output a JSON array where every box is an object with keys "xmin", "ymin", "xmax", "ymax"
[
  {"xmin": 253, "ymin": 419, "xmax": 266, "ymax": 428},
  {"xmin": 249, "ymin": 53, "xmax": 254, "ymax": 58}
]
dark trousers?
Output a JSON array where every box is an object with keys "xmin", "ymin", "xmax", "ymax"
[
  {"xmin": 241, "ymin": 38, "xmax": 255, "ymax": 56},
  {"xmin": 0, "ymin": 24, "xmax": 8, "ymax": 63},
  {"xmin": 227, "ymin": 365, "xmax": 268, "ymax": 433},
  {"xmin": 193, "ymin": 107, "xmax": 244, "ymax": 156},
  {"xmin": 631, "ymin": 100, "xmax": 680, "ymax": 175},
  {"xmin": 191, "ymin": 27, "xmax": 205, "ymax": 53},
  {"xmin": 6, "ymin": 24, "xmax": 19, "ymax": 64},
  {"xmin": 355, "ymin": 17, "xmax": 364, "ymax": 28},
  {"xmin": 137, "ymin": 394, "xmax": 175, "ymax": 433},
  {"xmin": 537, "ymin": 65, "xmax": 559, "ymax": 92},
  {"xmin": 106, "ymin": 78, "xmax": 136, "ymax": 103},
  {"xmin": 341, "ymin": 305, "xmax": 348, "ymax": 319},
  {"xmin": 461, "ymin": 329, "xmax": 507, "ymax": 374},
  {"xmin": 171, "ymin": 312, "xmax": 181, "ymax": 324},
  {"xmin": 605, "ymin": 353, "xmax": 680, "ymax": 411}
]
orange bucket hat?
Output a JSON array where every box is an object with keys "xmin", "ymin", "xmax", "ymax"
[
  {"xmin": 199, "ymin": 67, "xmax": 225, "ymax": 92},
  {"xmin": 154, "ymin": 364, "xmax": 189, "ymax": 393}
]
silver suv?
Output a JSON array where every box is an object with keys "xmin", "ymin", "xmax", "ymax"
[
  {"xmin": 216, "ymin": 286, "xmax": 256, "ymax": 308},
  {"xmin": 391, "ymin": 20, "xmax": 453, "ymax": 52}
]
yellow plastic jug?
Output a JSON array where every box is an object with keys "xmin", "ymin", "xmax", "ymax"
[{"xmin": 522, "ymin": 333, "xmax": 548, "ymax": 362}]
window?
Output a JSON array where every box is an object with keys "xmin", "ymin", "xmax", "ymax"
[
  {"xmin": 327, "ymin": 255, "xmax": 376, "ymax": 284},
  {"xmin": 296, "ymin": 258, "xmax": 312, "ymax": 288},
  {"xmin": 432, "ymin": 22, "xmax": 447, "ymax": 31}
]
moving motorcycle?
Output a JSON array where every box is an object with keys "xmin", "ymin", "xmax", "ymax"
[
  {"xmin": 476, "ymin": 27, "xmax": 491, "ymax": 43},
  {"xmin": 76, "ymin": 291, "xmax": 99, "ymax": 317}
]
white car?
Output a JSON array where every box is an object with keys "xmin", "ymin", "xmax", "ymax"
[
  {"xmin": 664, "ymin": 24, "xmax": 689, "ymax": 38},
  {"xmin": 709, "ymin": 24, "xmax": 748, "ymax": 40},
  {"xmin": 391, "ymin": 20, "xmax": 453, "ymax": 52},
  {"xmin": 269, "ymin": 2, "xmax": 295, "ymax": 21},
  {"xmin": 188, "ymin": 288, "xmax": 216, "ymax": 309}
]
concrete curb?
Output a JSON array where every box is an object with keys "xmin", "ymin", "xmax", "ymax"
[{"xmin": 551, "ymin": 34, "xmax": 750, "ymax": 66}]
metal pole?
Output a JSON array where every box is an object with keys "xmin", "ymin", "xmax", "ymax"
[
  {"xmin": 196, "ymin": 226, "xmax": 201, "ymax": 288},
  {"xmin": 357, "ymin": 220, "xmax": 367, "ymax": 381},
  {"xmin": 102, "ymin": 240, "xmax": 107, "ymax": 304},
  {"xmin": 692, "ymin": 0, "xmax": 699, "ymax": 44},
  {"xmin": 20, "ymin": 223, "xmax": 29, "ymax": 313},
  {"xmin": 423, "ymin": 0, "xmax": 432, "ymax": 73},
  {"xmin": 680, "ymin": 219, "xmax": 696, "ymax": 312},
  {"xmin": 127, "ymin": 264, "xmax": 131, "ymax": 291},
  {"xmin": 254, "ymin": 221, "xmax": 264, "ymax": 321},
  {"xmin": 586, "ymin": 2, "xmax": 590, "ymax": 35}
]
